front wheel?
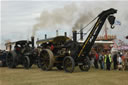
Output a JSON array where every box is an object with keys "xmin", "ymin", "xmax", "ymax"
[
  {"xmin": 79, "ymin": 56, "xmax": 90, "ymax": 71},
  {"xmin": 23, "ymin": 56, "xmax": 30, "ymax": 69},
  {"xmin": 63, "ymin": 56, "xmax": 75, "ymax": 73}
]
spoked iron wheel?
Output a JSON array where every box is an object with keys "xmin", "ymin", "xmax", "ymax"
[
  {"xmin": 63, "ymin": 56, "xmax": 75, "ymax": 73},
  {"xmin": 23, "ymin": 56, "xmax": 30, "ymax": 69},
  {"xmin": 29, "ymin": 57, "xmax": 34, "ymax": 68},
  {"xmin": 39, "ymin": 49, "xmax": 55, "ymax": 71},
  {"xmin": 6, "ymin": 51, "xmax": 16, "ymax": 68},
  {"xmin": 79, "ymin": 56, "xmax": 90, "ymax": 71}
]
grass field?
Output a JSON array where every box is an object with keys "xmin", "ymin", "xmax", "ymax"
[{"xmin": 0, "ymin": 66, "xmax": 128, "ymax": 85}]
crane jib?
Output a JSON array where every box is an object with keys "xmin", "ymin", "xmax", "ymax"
[
  {"xmin": 78, "ymin": 19, "xmax": 101, "ymax": 57},
  {"xmin": 77, "ymin": 8, "xmax": 117, "ymax": 58}
]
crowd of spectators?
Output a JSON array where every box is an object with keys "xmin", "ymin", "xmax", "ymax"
[{"xmin": 89, "ymin": 50, "xmax": 128, "ymax": 71}]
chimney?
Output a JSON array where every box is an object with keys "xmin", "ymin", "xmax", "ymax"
[
  {"xmin": 73, "ymin": 30, "xmax": 77, "ymax": 42},
  {"xmin": 64, "ymin": 32, "xmax": 67, "ymax": 37},
  {"xmin": 80, "ymin": 29, "xmax": 83, "ymax": 40},
  {"xmin": 31, "ymin": 36, "xmax": 34, "ymax": 48},
  {"xmin": 56, "ymin": 30, "xmax": 58, "ymax": 36},
  {"xmin": 45, "ymin": 34, "xmax": 47, "ymax": 39}
]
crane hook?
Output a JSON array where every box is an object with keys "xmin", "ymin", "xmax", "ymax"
[
  {"xmin": 108, "ymin": 15, "xmax": 116, "ymax": 29},
  {"xmin": 111, "ymin": 25, "xmax": 115, "ymax": 29}
]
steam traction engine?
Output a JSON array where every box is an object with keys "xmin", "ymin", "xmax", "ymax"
[
  {"xmin": 38, "ymin": 8, "xmax": 117, "ymax": 73},
  {"xmin": 5, "ymin": 37, "xmax": 39, "ymax": 69}
]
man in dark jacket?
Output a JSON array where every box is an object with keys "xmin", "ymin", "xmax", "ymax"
[{"xmin": 113, "ymin": 53, "xmax": 118, "ymax": 70}]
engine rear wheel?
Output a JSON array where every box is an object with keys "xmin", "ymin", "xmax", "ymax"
[
  {"xmin": 6, "ymin": 51, "xmax": 16, "ymax": 68},
  {"xmin": 63, "ymin": 56, "xmax": 75, "ymax": 73},
  {"xmin": 79, "ymin": 56, "xmax": 90, "ymax": 71},
  {"xmin": 39, "ymin": 49, "xmax": 55, "ymax": 71},
  {"xmin": 23, "ymin": 56, "xmax": 30, "ymax": 69}
]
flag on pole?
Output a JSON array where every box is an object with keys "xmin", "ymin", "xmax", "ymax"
[
  {"xmin": 126, "ymin": 36, "xmax": 128, "ymax": 39},
  {"xmin": 114, "ymin": 20, "xmax": 121, "ymax": 25}
]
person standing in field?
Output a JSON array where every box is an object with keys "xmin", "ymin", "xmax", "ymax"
[
  {"xmin": 104, "ymin": 51, "xmax": 112, "ymax": 70},
  {"xmin": 94, "ymin": 51, "xmax": 99, "ymax": 69},
  {"xmin": 99, "ymin": 51, "xmax": 104, "ymax": 69},
  {"xmin": 117, "ymin": 55, "xmax": 123, "ymax": 70},
  {"xmin": 121, "ymin": 51, "xmax": 125, "ymax": 70},
  {"xmin": 113, "ymin": 53, "xmax": 118, "ymax": 70},
  {"xmin": 89, "ymin": 51, "xmax": 95, "ymax": 67},
  {"xmin": 124, "ymin": 51, "xmax": 128, "ymax": 70}
]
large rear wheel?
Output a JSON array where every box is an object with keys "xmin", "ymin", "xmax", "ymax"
[
  {"xmin": 6, "ymin": 51, "xmax": 16, "ymax": 68},
  {"xmin": 63, "ymin": 56, "xmax": 75, "ymax": 73},
  {"xmin": 79, "ymin": 56, "xmax": 90, "ymax": 71},
  {"xmin": 39, "ymin": 49, "xmax": 55, "ymax": 71}
]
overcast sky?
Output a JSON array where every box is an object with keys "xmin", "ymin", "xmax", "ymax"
[{"xmin": 1, "ymin": 0, "xmax": 128, "ymax": 49}]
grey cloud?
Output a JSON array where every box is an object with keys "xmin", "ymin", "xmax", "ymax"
[{"xmin": 1, "ymin": 1, "xmax": 128, "ymax": 49}]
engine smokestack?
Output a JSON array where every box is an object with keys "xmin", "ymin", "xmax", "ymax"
[
  {"xmin": 56, "ymin": 30, "xmax": 58, "ymax": 36},
  {"xmin": 31, "ymin": 36, "xmax": 34, "ymax": 48},
  {"xmin": 80, "ymin": 29, "xmax": 83, "ymax": 40},
  {"xmin": 73, "ymin": 30, "xmax": 77, "ymax": 42},
  {"xmin": 64, "ymin": 32, "xmax": 67, "ymax": 37},
  {"xmin": 45, "ymin": 34, "xmax": 47, "ymax": 39}
]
